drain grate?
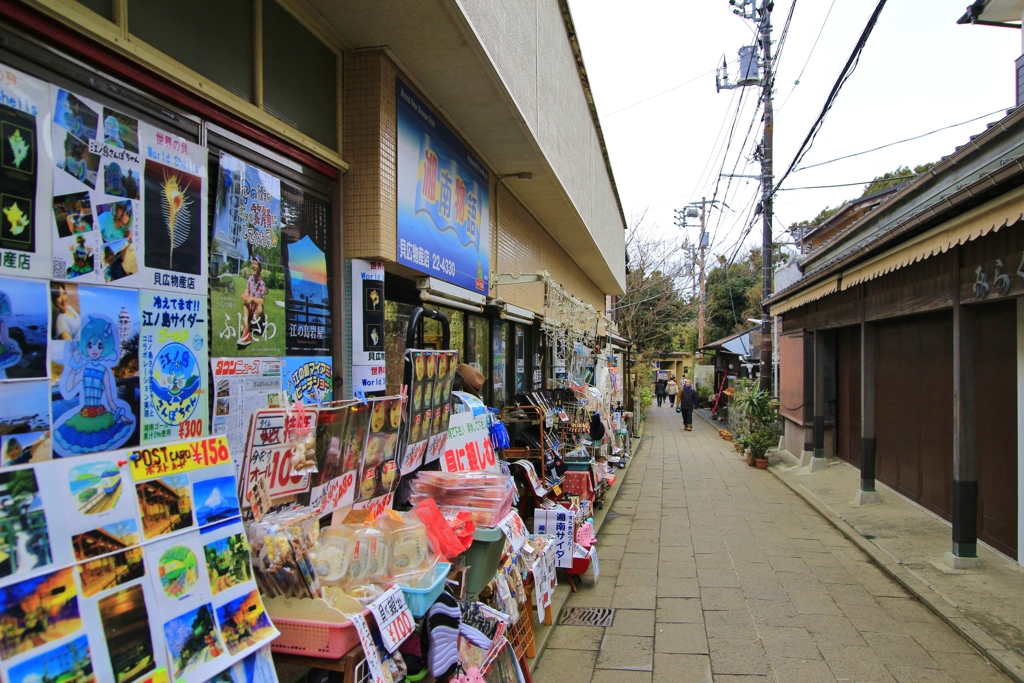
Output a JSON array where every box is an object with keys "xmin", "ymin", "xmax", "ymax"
[{"xmin": 558, "ymin": 607, "xmax": 615, "ymax": 627}]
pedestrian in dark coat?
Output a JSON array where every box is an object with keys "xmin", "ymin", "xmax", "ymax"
[
  {"xmin": 655, "ymin": 378, "xmax": 667, "ymax": 407},
  {"xmin": 679, "ymin": 378, "xmax": 697, "ymax": 430}
]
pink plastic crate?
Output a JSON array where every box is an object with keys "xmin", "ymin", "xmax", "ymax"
[{"xmin": 270, "ymin": 608, "xmax": 372, "ymax": 659}]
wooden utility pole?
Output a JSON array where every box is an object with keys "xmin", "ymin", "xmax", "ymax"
[
  {"xmin": 698, "ymin": 197, "xmax": 707, "ymax": 350},
  {"xmin": 758, "ymin": 0, "xmax": 774, "ymax": 394}
]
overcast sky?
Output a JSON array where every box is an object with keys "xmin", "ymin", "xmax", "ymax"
[{"xmin": 568, "ymin": 0, "xmax": 1021, "ymax": 261}]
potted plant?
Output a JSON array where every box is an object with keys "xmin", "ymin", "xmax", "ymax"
[
  {"xmin": 747, "ymin": 425, "xmax": 776, "ymax": 469},
  {"xmin": 697, "ymin": 385, "xmax": 712, "ymax": 409}
]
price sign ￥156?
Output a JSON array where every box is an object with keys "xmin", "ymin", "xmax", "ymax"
[
  {"xmin": 128, "ymin": 435, "xmax": 232, "ymax": 482},
  {"xmin": 369, "ymin": 585, "xmax": 415, "ymax": 652}
]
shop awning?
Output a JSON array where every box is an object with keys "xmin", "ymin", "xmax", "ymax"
[
  {"xmin": 769, "ymin": 277, "xmax": 840, "ymax": 316},
  {"xmin": 607, "ymin": 332, "xmax": 631, "ymax": 349},
  {"xmin": 840, "ymin": 183, "xmax": 1024, "ymax": 290}
]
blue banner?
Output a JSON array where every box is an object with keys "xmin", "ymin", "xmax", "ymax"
[{"xmin": 397, "ymin": 80, "xmax": 489, "ymax": 293}]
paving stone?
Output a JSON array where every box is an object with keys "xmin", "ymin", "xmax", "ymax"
[
  {"xmin": 789, "ymin": 590, "xmax": 843, "ymax": 616},
  {"xmin": 607, "ymin": 609, "xmax": 656, "ymax": 637},
  {"xmin": 886, "ymin": 664, "xmax": 957, "ymax": 683},
  {"xmin": 654, "ymin": 622, "xmax": 709, "ymax": 654},
  {"xmin": 657, "ymin": 577, "xmax": 699, "ymax": 598},
  {"xmin": 875, "ymin": 596, "xmax": 937, "ymax": 622},
  {"xmin": 817, "ymin": 643, "xmax": 897, "ymax": 682},
  {"xmin": 590, "ymin": 670, "xmax": 652, "ymax": 683},
  {"xmin": 704, "ymin": 609, "xmax": 759, "ymax": 640},
  {"xmin": 617, "ymin": 566, "xmax": 660, "ymax": 588},
  {"xmin": 899, "ymin": 619, "xmax": 978, "ymax": 654},
  {"xmin": 838, "ymin": 603, "xmax": 906, "ymax": 635},
  {"xmin": 759, "ymin": 626, "xmax": 822, "ymax": 660},
  {"xmin": 928, "ymin": 650, "xmax": 1011, "ymax": 682},
  {"xmin": 800, "ymin": 614, "xmax": 868, "ymax": 647},
  {"xmin": 596, "ymin": 634, "xmax": 654, "ymax": 671},
  {"xmin": 698, "ymin": 586, "xmax": 746, "ymax": 611},
  {"xmin": 546, "ymin": 625, "xmax": 604, "ymax": 650},
  {"xmin": 651, "ymin": 653, "xmax": 712, "ymax": 683},
  {"xmin": 658, "ymin": 560, "xmax": 696, "ymax": 579},
  {"xmin": 533, "ymin": 647, "xmax": 597, "ymax": 683},
  {"xmin": 768, "ymin": 656, "xmax": 837, "ymax": 683},
  {"xmin": 655, "ymin": 597, "xmax": 703, "ymax": 624},
  {"xmin": 613, "ymin": 586, "xmax": 658, "ymax": 610},
  {"xmin": 708, "ymin": 637, "xmax": 771, "ymax": 675}
]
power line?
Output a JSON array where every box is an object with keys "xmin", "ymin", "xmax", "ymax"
[
  {"xmin": 601, "ymin": 67, "xmax": 718, "ymax": 119},
  {"xmin": 777, "ymin": 0, "xmax": 837, "ymax": 113},
  {"xmin": 778, "ymin": 176, "xmax": 915, "ymax": 191},
  {"xmin": 794, "ymin": 108, "xmax": 1007, "ymax": 171},
  {"xmin": 774, "ymin": 0, "xmax": 890, "ymax": 194},
  {"xmin": 690, "ymin": 85, "xmax": 741, "ymax": 199},
  {"xmin": 772, "ymin": 0, "xmax": 797, "ymax": 72}
]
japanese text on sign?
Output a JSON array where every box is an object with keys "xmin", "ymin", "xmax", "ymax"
[
  {"xmin": 241, "ymin": 409, "xmax": 316, "ymax": 501},
  {"xmin": 497, "ymin": 511, "xmax": 528, "ymax": 554},
  {"xmin": 369, "ymin": 586, "xmax": 415, "ymax": 652},
  {"xmin": 441, "ymin": 412, "xmax": 497, "ymax": 473},
  {"xmin": 128, "ymin": 435, "xmax": 231, "ymax": 482}
]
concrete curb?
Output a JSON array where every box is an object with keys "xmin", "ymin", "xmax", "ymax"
[
  {"xmin": 527, "ymin": 428, "xmax": 649, "ymax": 673},
  {"xmin": 768, "ymin": 464, "xmax": 1024, "ymax": 683}
]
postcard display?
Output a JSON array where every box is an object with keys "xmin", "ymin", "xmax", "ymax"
[{"xmin": 0, "ymin": 62, "xmax": 282, "ymax": 683}]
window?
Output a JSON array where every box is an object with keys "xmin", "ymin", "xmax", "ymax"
[
  {"xmin": 75, "ymin": 0, "xmax": 113, "ymax": 21},
  {"xmin": 514, "ymin": 325, "xmax": 526, "ymax": 393},
  {"xmin": 465, "ymin": 316, "xmax": 491, "ymax": 403},
  {"xmin": 263, "ymin": 0, "xmax": 338, "ymax": 149},
  {"xmin": 129, "ymin": 0, "xmax": 255, "ymax": 102},
  {"xmin": 492, "ymin": 320, "xmax": 508, "ymax": 407},
  {"xmin": 423, "ymin": 307, "xmax": 464, "ymax": 354},
  {"xmin": 384, "ymin": 301, "xmax": 414, "ymax": 395}
]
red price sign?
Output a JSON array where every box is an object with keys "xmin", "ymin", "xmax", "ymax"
[
  {"xmin": 242, "ymin": 409, "xmax": 314, "ymax": 501},
  {"xmin": 369, "ymin": 586, "xmax": 415, "ymax": 652},
  {"xmin": 128, "ymin": 436, "xmax": 232, "ymax": 482},
  {"xmin": 310, "ymin": 472, "xmax": 356, "ymax": 515}
]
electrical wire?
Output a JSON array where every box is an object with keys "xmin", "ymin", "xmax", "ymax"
[
  {"xmin": 774, "ymin": 0, "xmax": 890, "ymax": 195},
  {"xmin": 777, "ymin": 0, "xmax": 837, "ymax": 114},
  {"xmin": 772, "ymin": 0, "xmax": 797, "ymax": 73},
  {"xmin": 689, "ymin": 83, "xmax": 741, "ymax": 200},
  {"xmin": 794, "ymin": 108, "xmax": 1007, "ymax": 171},
  {"xmin": 778, "ymin": 175, "xmax": 915, "ymax": 191},
  {"xmin": 601, "ymin": 66, "xmax": 718, "ymax": 119}
]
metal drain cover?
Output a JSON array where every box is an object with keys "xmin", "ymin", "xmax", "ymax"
[{"xmin": 559, "ymin": 607, "xmax": 615, "ymax": 627}]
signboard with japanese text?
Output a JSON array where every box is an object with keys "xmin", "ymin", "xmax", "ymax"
[
  {"xmin": 369, "ymin": 585, "xmax": 415, "ymax": 652},
  {"xmin": 440, "ymin": 409, "xmax": 496, "ymax": 473},
  {"xmin": 240, "ymin": 407, "xmax": 316, "ymax": 501},
  {"xmin": 350, "ymin": 259, "xmax": 385, "ymax": 395},
  {"xmin": 0, "ymin": 64, "xmax": 52, "ymax": 281},
  {"xmin": 211, "ymin": 357, "xmax": 282, "ymax": 475},
  {"xmin": 497, "ymin": 511, "xmax": 528, "ymax": 553},
  {"xmin": 396, "ymin": 80, "xmax": 489, "ymax": 293},
  {"xmin": 534, "ymin": 508, "xmax": 575, "ymax": 569},
  {"xmin": 282, "ymin": 355, "xmax": 333, "ymax": 406},
  {"xmin": 140, "ymin": 291, "xmax": 208, "ymax": 445},
  {"xmin": 128, "ymin": 435, "xmax": 231, "ymax": 481}
]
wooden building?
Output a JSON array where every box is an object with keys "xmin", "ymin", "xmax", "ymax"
[{"xmin": 767, "ymin": 81, "xmax": 1024, "ymax": 566}]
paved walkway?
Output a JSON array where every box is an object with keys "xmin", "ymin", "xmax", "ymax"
[{"xmin": 532, "ymin": 407, "xmax": 1011, "ymax": 683}]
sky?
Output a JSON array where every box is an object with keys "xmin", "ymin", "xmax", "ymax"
[{"xmin": 568, "ymin": 0, "xmax": 1022, "ymax": 262}]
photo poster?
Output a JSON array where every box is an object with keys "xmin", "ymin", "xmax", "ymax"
[
  {"xmin": 400, "ymin": 349, "xmax": 457, "ymax": 475},
  {"xmin": 49, "ymin": 281, "xmax": 141, "ymax": 457},
  {"xmin": 282, "ymin": 355, "xmax": 332, "ymax": 407},
  {"xmin": 350, "ymin": 259, "xmax": 385, "ymax": 395},
  {"xmin": 357, "ymin": 396, "xmax": 402, "ymax": 502},
  {"xmin": 50, "ymin": 85, "xmax": 143, "ymax": 288},
  {"xmin": 396, "ymin": 79, "xmax": 490, "ymax": 294},
  {"xmin": 0, "ymin": 438, "xmax": 273, "ymax": 683},
  {"xmin": 0, "ymin": 64, "xmax": 53, "ymax": 281},
  {"xmin": 140, "ymin": 291, "xmax": 209, "ymax": 446},
  {"xmin": 239, "ymin": 407, "xmax": 316, "ymax": 505},
  {"xmin": 211, "ymin": 153, "xmax": 284, "ymax": 358},
  {"xmin": 281, "ymin": 183, "xmax": 331, "ymax": 355},
  {"xmin": 308, "ymin": 403, "xmax": 357, "ymax": 516},
  {"xmin": 210, "ymin": 358, "xmax": 282, "ymax": 476},
  {"xmin": 139, "ymin": 123, "xmax": 208, "ymax": 296}
]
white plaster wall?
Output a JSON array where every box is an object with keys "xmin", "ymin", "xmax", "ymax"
[{"xmin": 456, "ymin": 0, "xmax": 626, "ymax": 288}]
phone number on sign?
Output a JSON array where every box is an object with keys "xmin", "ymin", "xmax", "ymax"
[{"xmin": 400, "ymin": 239, "xmax": 455, "ymax": 278}]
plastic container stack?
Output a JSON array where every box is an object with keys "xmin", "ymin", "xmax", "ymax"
[{"xmin": 409, "ymin": 471, "xmax": 515, "ymax": 527}]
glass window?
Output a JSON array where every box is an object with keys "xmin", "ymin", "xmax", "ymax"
[
  {"xmin": 384, "ymin": 300, "xmax": 414, "ymax": 395},
  {"xmin": 465, "ymin": 316, "xmax": 490, "ymax": 402},
  {"xmin": 129, "ymin": 0, "xmax": 254, "ymax": 102},
  {"xmin": 514, "ymin": 325, "xmax": 526, "ymax": 393},
  {"xmin": 75, "ymin": 0, "xmax": 113, "ymax": 20},
  {"xmin": 423, "ymin": 306, "xmax": 464, "ymax": 353},
  {"xmin": 492, "ymin": 320, "xmax": 508, "ymax": 407},
  {"xmin": 263, "ymin": 0, "xmax": 338, "ymax": 149}
]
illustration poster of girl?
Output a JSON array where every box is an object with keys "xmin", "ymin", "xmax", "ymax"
[{"xmin": 52, "ymin": 314, "xmax": 135, "ymax": 455}]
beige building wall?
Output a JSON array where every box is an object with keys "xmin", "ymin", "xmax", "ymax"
[{"xmin": 343, "ymin": 49, "xmax": 606, "ymax": 314}]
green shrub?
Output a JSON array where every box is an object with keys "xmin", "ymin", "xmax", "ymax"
[{"xmin": 748, "ymin": 425, "xmax": 777, "ymax": 460}]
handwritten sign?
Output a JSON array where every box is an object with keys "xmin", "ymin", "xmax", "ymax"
[
  {"xmin": 249, "ymin": 476, "xmax": 271, "ymax": 523},
  {"xmin": 241, "ymin": 408, "xmax": 316, "ymax": 501},
  {"xmin": 309, "ymin": 471, "xmax": 356, "ymax": 515},
  {"xmin": 497, "ymin": 511, "xmax": 528, "ymax": 553},
  {"xmin": 349, "ymin": 612, "xmax": 387, "ymax": 683},
  {"xmin": 353, "ymin": 492, "xmax": 394, "ymax": 518},
  {"xmin": 369, "ymin": 585, "xmax": 415, "ymax": 652},
  {"xmin": 128, "ymin": 435, "xmax": 232, "ymax": 482},
  {"xmin": 441, "ymin": 411, "xmax": 497, "ymax": 473}
]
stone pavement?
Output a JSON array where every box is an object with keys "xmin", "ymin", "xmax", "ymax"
[{"xmin": 532, "ymin": 406, "xmax": 1011, "ymax": 683}]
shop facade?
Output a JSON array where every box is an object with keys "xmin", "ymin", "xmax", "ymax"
[{"xmin": 768, "ymin": 103, "xmax": 1024, "ymax": 567}]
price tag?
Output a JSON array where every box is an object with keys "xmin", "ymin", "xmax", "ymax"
[
  {"xmin": 497, "ymin": 511, "xmax": 528, "ymax": 553},
  {"xmin": 248, "ymin": 476, "xmax": 271, "ymax": 523},
  {"xmin": 552, "ymin": 484, "xmax": 562, "ymax": 497},
  {"xmin": 349, "ymin": 612, "xmax": 388, "ymax": 683},
  {"xmin": 310, "ymin": 472, "xmax": 356, "ymax": 515},
  {"xmin": 369, "ymin": 586, "xmax": 415, "ymax": 652},
  {"xmin": 557, "ymin": 409, "xmax": 569, "ymax": 422},
  {"xmin": 127, "ymin": 436, "xmax": 232, "ymax": 482}
]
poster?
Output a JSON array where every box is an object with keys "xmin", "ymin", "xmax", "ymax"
[
  {"xmin": 440, "ymin": 410, "xmax": 497, "ymax": 474},
  {"xmin": 139, "ymin": 123, "xmax": 208, "ymax": 295},
  {"xmin": 396, "ymin": 80, "xmax": 489, "ymax": 293},
  {"xmin": 0, "ymin": 64, "xmax": 52, "ymax": 280},
  {"xmin": 140, "ymin": 291, "xmax": 209, "ymax": 445},
  {"xmin": 0, "ymin": 441, "xmax": 274, "ymax": 683},
  {"xmin": 282, "ymin": 355, "xmax": 332, "ymax": 406},
  {"xmin": 400, "ymin": 350, "xmax": 456, "ymax": 475},
  {"xmin": 239, "ymin": 407, "xmax": 315, "ymax": 501},
  {"xmin": 49, "ymin": 282, "xmax": 140, "ymax": 456},
  {"xmin": 281, "ymin": 183, "xmax": 331, "ymax": 355},
  {"xmin": 0, "ymin": 380, "xmax": 52, "ymax": 465},
  {"xmin": 51, "ymin": 86, "xmax": 144, "ymax": 288},
  {"xmin": 210, "ymin": 358, "xmax": 282, "ymax": 475},
  {"xmin": 211, "ymin": 154, "xmax": 284, "ymax": 357},
  {"xmin": 350, "ymin": 259, "xmax": 385, "ymax": 393}
]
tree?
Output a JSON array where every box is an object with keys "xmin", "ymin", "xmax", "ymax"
[{"xmin": 617, "ymin": 211, "xmax": 694, "ymax": 358}]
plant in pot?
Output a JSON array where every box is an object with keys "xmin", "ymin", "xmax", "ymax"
[
  {"xmin": 697, "ymin": 384, "xmax": 712, "ymax": 408},
  {"xmin": 748, "ymin": 425, "xmax": 777, "ymax": 469}
]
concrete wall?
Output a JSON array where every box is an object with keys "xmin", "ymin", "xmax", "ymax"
[{"xmin": 455, "ymin": 0, "xmax": 626, "ymax": 288}]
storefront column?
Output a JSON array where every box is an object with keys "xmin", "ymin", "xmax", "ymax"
[
  {"xmin": 800, "ymin": 333, "xmax": 815, "ymax": 467},
  {"xmin": 855, "ymin": 320, "xmax": 881, "ymax": 505},
  {"xmin": 1017, "ymin": 298, "xmax": 1024, "ymax": 567},
  {"xmin": 948, "ymin": 287, "xmax": 981, "ymax": 568},
  {"xmin": 811, "ymin": 329, "xmax": 828, "ymax": 472}
]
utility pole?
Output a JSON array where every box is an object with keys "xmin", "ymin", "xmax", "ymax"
[
  {"xmin": 676, "ymin": 200, "xmax": 714, "ymax": 352},
  {"xmin": 758, "ymin": 0, "xmax": 774, "ymax": 394}
]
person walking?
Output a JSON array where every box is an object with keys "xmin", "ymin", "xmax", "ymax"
[
  {"xmin": 679, "ymin": 378, "xmax": 697, "ymax": 431},
  {"xmin": 655, "ymin": 377, "xmax": 667, "ymax": 407},
  {"xmin": 666, "ymin": 376, "xmax": 678, "ymax": 408}
]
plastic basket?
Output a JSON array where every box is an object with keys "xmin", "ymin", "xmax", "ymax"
[
  {"xmin": 270, "ymin": 608, "xmax": 371, "ymax": 659},
  {"xmin": 400, "ymin": 562, "xmax": 451, "ymax": 618}
]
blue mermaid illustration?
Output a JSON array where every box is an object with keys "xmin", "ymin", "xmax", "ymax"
[
  {"xmin": 149, "ymin": 342, "xmax": 202, "ymax": 426},
  {"xmin": 0, "ymin": 291, "xmax": 23, "ymax": 379},
  {"xmin": 53, "ymin": 315, "xmax": 135, "ymax": 455}
]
